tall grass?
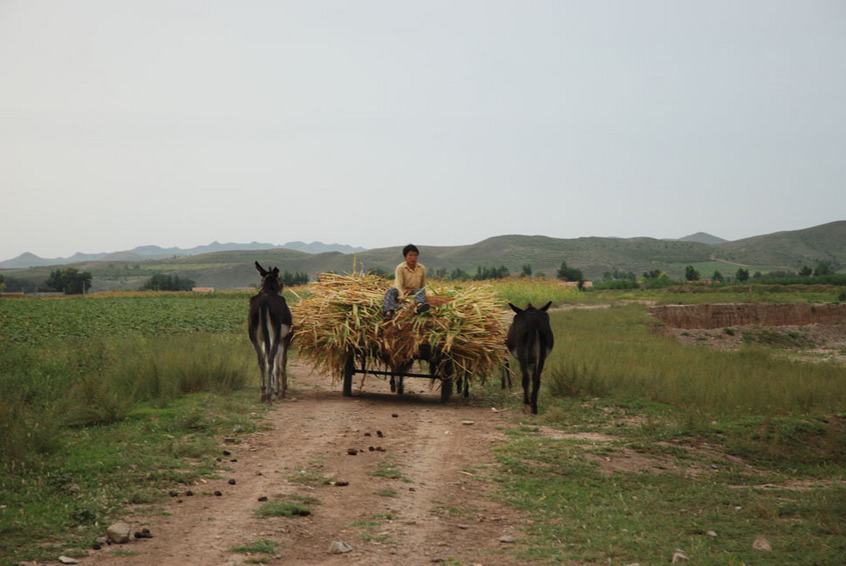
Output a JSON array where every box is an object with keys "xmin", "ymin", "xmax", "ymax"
[
  {"xmin": 545, "ymin": 305, "xmax": 846, "ymax": 418},
  {"xmin": 0, "ymin": 333, "xmax": 254, "ymax": 467},
  {"xmin": 488, "ymin": 277, "xmax": 580, "ymax": 307}
]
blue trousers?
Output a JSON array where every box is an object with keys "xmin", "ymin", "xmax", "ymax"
[{"xmin": 383, "ymin": 287, "xmax": 426, "ymax": 313}]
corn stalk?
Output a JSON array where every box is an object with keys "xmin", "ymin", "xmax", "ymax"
[{"xmin": 292, "ymin": 273, "xmax": 508, "ymax": 383}]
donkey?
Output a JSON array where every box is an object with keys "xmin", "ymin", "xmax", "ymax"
[
  {"xmin": 506, "ymin": 301, "xmax": 554, "ymax": 415},
  {"xmin": 248, "ymin": 262, "xmax": 293, "ymax": 404}
]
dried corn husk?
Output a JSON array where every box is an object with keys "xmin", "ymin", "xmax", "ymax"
[{"xmin": 292, "ymin": 273, "xmax": 508, "ymax": 382}]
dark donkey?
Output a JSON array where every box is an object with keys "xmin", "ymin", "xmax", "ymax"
[
  {"xmin": 506, "ymin": 301, "xmax": 554, "ymax": 415},
  {"xmin": 248, "ymin": 262, "xmax": 293, "ymax": 404}
]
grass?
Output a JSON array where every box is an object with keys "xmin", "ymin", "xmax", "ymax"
[
  {"xmin": 0, "ymin": 390, "xmax": 267, "ymax": 565},
  {"xmin": 486, "ymin": 276, "xmax": 580, "ymax": 308},
  {"xmin": 469, "ymin": 296, "xmax": 846, "ymax": 565},
  {"xmin": 230, "ymin": 538, "xmax": 282, "ymax": 564},
  {"xmin": 0, "ymin": 293, "xmax": 262, "ymax": 565},
  {"xmin": 2, "ymin": 286, "xmax": 844, "ymax": 565},
  {"xmin": 487, "ymin": 400, "xmax": 846, "ymax": 565},
  {"xmin": 544, "ymin": 304, "xmax": 846, "ymax": 420},
  {"xmin": 256, "ymin": 495, "xmax": 320, "ymax": 517},
  {"xmin": 368, "ymin": 456, "xmax": 407, "ymax": 481}
]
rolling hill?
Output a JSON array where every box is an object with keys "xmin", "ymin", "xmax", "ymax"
[{"xmin": 1, "ymin": 222, "xmax": 843, "ymax": 293}]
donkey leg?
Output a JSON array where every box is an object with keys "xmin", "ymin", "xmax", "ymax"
[
  {"xmin": 266, "ymin": 339, "xmax": 280, "ymax": 405},
  {"xmin": 277, "ymin": 330, "xmax": 292, "ymax": 399},
  {"xmin": 519, "ymin": 358, "xmax": 532, "ymax": 413},
  {"xmin": 530, "ymin": 357, "xmax": 546, "ymax": 415},
  {"xmin": 279, "ymin": 344, "xmax": 288, "ymax": 399},
  {"xmin": 531, "ymin": 368, "xmax": 541, "ymax": 415},
  {"xmin": 253, "ymin": 343, "xmax": 268, "ymax": 402}
]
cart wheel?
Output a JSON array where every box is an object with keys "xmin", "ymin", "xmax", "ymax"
[
  {"xmin": 440, "ymin": 378, "xmax": 453, "ymax": 403},
  {"xmin": 342, "ymin": 354, "xmax": 354, "ymax": 397}
]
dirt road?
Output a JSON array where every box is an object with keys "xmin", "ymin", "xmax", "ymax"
[{"xmin": 81, "ymin": 360, "xmax": 538, "ymax": 566}]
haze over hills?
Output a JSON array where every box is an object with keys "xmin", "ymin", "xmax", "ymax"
[
  {"xmin": 2, "ymin": 234, "xmax": 725, "ymax": 270},
  {"xmin": 0, "ymin": 241, "xmax": 367, "ymax": 269},
  {"xmin": 1, "ymin": 222, "xmax": 843, "ymax": 293}
]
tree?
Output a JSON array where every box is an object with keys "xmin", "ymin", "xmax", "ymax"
[
  {"xmin": 605, "ymin": 269, "xmax": 636, "ymax": 282},
  {"xmin": 735, "ymin": 268, "xmax": 750, "ymax": 283},
  {"xmin": 521, "ymin": 264, "xmax": 532, "ymax": 278},
  {"xmin": 449, "ymin": 268, "xmax": 470, "ymax": 281},
  {"xmin": 684, "ymin": 265, "xmax": 700, "ymax": 282},
  {"xmin": 798, "ymin": 265, "xmax": 813, "ymax": 277},
  {"xmin": 814, "ymin": 262, "xmax": 834, "ymax": 277},
  {"xmin": 556, "ymin": 261, "xmax": 583, "ymax": 282},
  {"xmin": 712, "ymin": 271, "xmax": 724, "ymax": 283},
  {"xmin": 280, "ymin": 270, "xmax": 309, "ymax": 286},
  {"xmin": 141, "ymin": 273, "xmax": 195, "ymax": 291},
  {"xmin": 44, "ymin": 268, "xmax": 92, "ymax": 294},
  {"xmin": 473, "ymin": 265, "xmax": 510, "ymax": 281}
]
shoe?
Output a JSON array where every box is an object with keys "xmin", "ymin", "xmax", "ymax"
[
  {"xmin": 382, "ymin": 310, "xmax": 394, "ymax": 322},
  {"xmin": 416, "ymin": 303, "xmax": 430, "ymax": 314}
]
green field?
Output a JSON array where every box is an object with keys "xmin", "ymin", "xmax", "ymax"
[{"xmin": 1, "ymin": 285, "xmax": 844, "ymax": 565}]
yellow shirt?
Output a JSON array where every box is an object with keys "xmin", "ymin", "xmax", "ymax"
[{"xmin": 393, "ymin": 261, "xmax": 426, "ymax": 296}]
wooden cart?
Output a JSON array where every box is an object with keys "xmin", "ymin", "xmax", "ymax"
[{"xmin": 341, "ymin": 343, "xmax": 455, "ymax": 403}]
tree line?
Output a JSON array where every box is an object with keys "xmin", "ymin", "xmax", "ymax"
[{"xmin": 598, "ymin": 260, "xmax": 843, "ymax": 290}]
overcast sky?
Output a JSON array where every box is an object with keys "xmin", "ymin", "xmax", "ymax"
[{"xmin": 1, "ymin": 1, "xmax": 844, "ymax": 261}]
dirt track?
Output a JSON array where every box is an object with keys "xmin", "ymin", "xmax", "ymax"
[{"xmin": 79, "ymin": 359, "xmax": 539, "ymax": 566}]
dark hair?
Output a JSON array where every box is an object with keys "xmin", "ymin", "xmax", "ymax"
[{"xmin": 402, "ymin": 244, "xmax": 419, "ymax": 257}]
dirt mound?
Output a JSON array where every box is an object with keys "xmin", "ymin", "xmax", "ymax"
[{"xmin": 649, "ymin": 303, "xmax": 846, "ymax": 329}]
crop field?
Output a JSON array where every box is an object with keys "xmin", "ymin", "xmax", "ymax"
[
  {"xmin": 1, "ymin": 282, "xmax": 845, "ymax": 565},
  {"xmin": 0, "ymin": 291, "xmax": 253, "ymax": 345}
]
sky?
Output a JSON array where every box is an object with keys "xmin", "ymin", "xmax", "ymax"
[{"xmin": 1, "ymin": 1, "xmax": 845, "ymax": 262}]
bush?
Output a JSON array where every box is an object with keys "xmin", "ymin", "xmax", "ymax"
[{"xmin": 141, "ymin": 273, "xmax": 195, "ymax": 291}]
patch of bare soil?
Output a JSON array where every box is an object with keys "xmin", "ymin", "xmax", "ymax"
[
  {"xmin": 650, "ymin": 303, "xmax": 846, "ymax": 362},
  {"xmin": 657, "ymin": 323, "xmax": 846, "ymax": 362},
  {"xmin": 77, "ymin": 360, "xmax": 544, "ymax": 566}
]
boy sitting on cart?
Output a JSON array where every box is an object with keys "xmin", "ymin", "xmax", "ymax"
[{"xmin": 382, "ymin": 243, "xmax": 430, "ymax": 321}]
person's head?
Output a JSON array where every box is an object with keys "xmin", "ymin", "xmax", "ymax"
[
  {"xmin": 402, "ymin": 244, "xmax": 419, "ymax": 258},
  {"xmin": 403, "ymin": 244, "xmax": 419, "ymax": 267}
]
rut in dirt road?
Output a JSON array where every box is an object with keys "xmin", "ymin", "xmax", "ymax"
[{"xmin": 81, "ymin": 363, "xmax": 539, "ymax": 566}]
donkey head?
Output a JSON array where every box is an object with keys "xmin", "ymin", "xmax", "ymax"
[{"xmin": 255, "ymin": 262, "xmax": 282, "ymax": 295}]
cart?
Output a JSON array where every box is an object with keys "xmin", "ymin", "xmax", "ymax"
[{"xmin": 341, "ymin": 343, "xmax": 455, "ymax": 403}]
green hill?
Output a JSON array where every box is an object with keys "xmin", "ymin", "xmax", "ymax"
[
  {"xmin": 2, "ymin": 222, "xmax": 843, "ymax": 292},
  {"xmin": 713, "ymin": 221, "xmax": 845, "ymax": 270}
]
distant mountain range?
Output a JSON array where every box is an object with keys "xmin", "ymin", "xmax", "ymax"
[
  {"xmin": 2, "ymin": 222, "xmax": 843, "ymax": 293},
  {"xmin": 0, "ymin": 241, "xmax": 368, "ymax": 269}
]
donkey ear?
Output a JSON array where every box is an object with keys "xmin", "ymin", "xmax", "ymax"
[
  {"xmin": 508, "ymin": 302, "xmax": 523, "ymax": 314},
  {"xmin": 540, "ymin": 301, "xmax": 552, "ymax": 312},
  {"xmin": 255, "ymin": 262, "xmax": 268, "ymax": 276},
  {"xmin": 272, "ymin": 267, "xmax": 280, "ymax": 276}
]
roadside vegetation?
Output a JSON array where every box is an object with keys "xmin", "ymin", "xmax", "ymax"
[{"xmin": 1, "ymin": 282, "xmax": 844, "ymax": 565}]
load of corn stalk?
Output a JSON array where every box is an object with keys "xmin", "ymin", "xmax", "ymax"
[{"xmin": 292, "ymin": 272, "xmax": 509, "ymax": 383}]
